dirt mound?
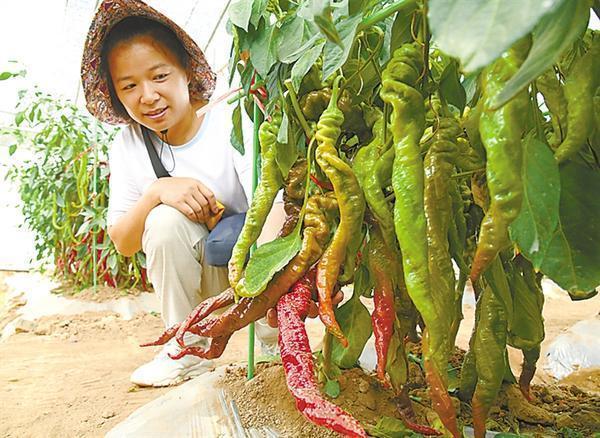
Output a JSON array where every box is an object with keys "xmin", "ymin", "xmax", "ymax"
[{"xmin": 219, "ymin": 360, "xmax": 600, "ymax": 437}]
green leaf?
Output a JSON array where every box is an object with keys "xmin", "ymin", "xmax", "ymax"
[
  {"xmin": 281, "ymin": 33, "xmax": 323, "ymax": 64},
  {"xmin": 274, "ymin": 16, "xmax": 306, "ymax": 62},
  {"xmin": 439, "ymin": 60, "xmax": 466, "ymax": 113},
  {"xmin": 322, "ymin": 14, "xmax": 363, "ymax": 80},
  {"xmin": 248, "ymin": 18, "xmax": 277, "ymax": 77},
  {"xmin": 461, "ymin": 73, "xmax": 480, "ymax": 107},
  {"xmin": 538, "ymin": 161, "xmax": 600, "ymax": 292},
  {"xmin": 298, "ymin": 0, "xmax": 329, "ymax": 21},
  {"xmin": 230, "ymin": 103, "xmax": 245, "ymax": 155},
  {"xmin": 15, "ymin": 111, "xmax": 25, "ymax": 126},
  {"xmin": 277, "ymin": 111, "xmax": 289, "ymax": 144},
  {"xmin": 229, "ymin": 0, "xmax": 254, "ymax": 32},
  {"xmin": 323, "ymin": 378, "xmax": 341, "ymax": 398},
  {"xmin": 291, "ymin": 40, "xmax": 326, "ymax": 92},
  {"xmin": 389, "ymin": 0, "xmax": 417, "ymax": 54},
  {"xmin": 366, "ymin": 416, "xmax": 415, "ymax": 438},
  {"xmin": 509, "ymin": 136, "xmax": 560, "ymax": 268},
  {"xmin": 250, "ymin": 0, "xmax": 268, "ymax": 28},
  {"xmin": 349, "ymin": 0, "xmax": 367, "ymax": 17},
  {"xmin": 331, "ymin": 266, "xmax": 373, "ymax": 368},
  {"xmin": 429, "ymin": 0, "xmax": 567, "ymax": 72},
  {"xmin": 275, "ymin": 114, "xmax": 299, "ymax": 178},
  {"xmin": 314, "ymin": 7, "xmax": 344, "ymax": 47},
  {"xmin": 492, "ymin": 0, "xmax": 590, "ymax": 108},
  {"xmin": 8, "ymin": 144, "xmax": 17, "ymax": 156},
  {"xmin": 236, "ymin": 222, "xmax": 303, "ymax": 296},
  {"xmin": 107, "ymin": 253, "xmax": 118, "ymax": 272}
]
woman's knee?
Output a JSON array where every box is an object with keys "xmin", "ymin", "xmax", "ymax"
[{"xmin": 142, "ymin": 204, "xmax": 191, "ymax": 252}]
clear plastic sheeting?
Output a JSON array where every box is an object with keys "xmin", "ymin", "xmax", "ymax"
[
  {"xmin": 543, "ymin": 316, "xmax": 600, "ymax": 380},
  {"xmin": 106, "ymin": 366, "xmax": 281, "ymax": 438}
]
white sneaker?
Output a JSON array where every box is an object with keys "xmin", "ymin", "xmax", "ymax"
[{"xmin": 131, "ymin": 339, "xmax": 214, "ymax": 387}]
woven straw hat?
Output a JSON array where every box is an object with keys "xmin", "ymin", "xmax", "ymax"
[{"xmin": 80, "ymin": 0, "xmax": 216, "ymax": 125}]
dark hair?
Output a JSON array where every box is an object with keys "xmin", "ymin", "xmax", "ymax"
[{"xmin": 100, "ymin": 16, "xmax": 190, "ymax": 120}]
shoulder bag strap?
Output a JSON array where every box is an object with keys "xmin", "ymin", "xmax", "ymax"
[{"xmin": 141, "ymin": 126, "xmax": 171, "ymax": 178}]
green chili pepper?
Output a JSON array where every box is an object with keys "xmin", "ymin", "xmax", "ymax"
[
  {"xmin": 315, "ymin": 76, "xmax": 366, "ymax": 346},
  {"xmin": 381, "ymin": 43, "xmax": 460, "ymax": 438},
  {"xmin": 470, "ymin": 39, "xmax": 531, "ymax": 284},
  {"xmin": 301, "ymin": 87, "xmax": 371, "ymax": 142},
  {"xmin": 229, "ymin": 111, "xmax": 284, "ymax": 289},
  {"xmin": 506, "ymin": 256, "xmax": 544, "ymax": 401},
  {"xmin": 455, "ymin": 137, "xmax": 484, "ymax": 172},
  {"xmin": 280, "ymin": 158, "xmax": 307, "ymax": 237},
  {"xmin": 536, "ymin": 69, "xmax": 568, "ymax": 146},
  {"xmin": 353, "ymin": 110, "xmax": 396, "ymax": 251},
  {"xmin": 471, "ymin": 256, "xmax": 512, "ymax": 438},
  {"xmin": 554, "ymin": 40, "xmax": 597, "ymax": 163},
  {"xmin": 424, "ymin": 116, "xmax": 462, "ymax": 359}
]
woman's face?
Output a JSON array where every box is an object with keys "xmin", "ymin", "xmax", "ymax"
[{"xmin": 108, "ymin": 35, "xmax": 195, "ymax": 138}]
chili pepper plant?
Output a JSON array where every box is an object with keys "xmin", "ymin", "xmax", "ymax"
[
  {"xmin": 148, "ymin": 0, "xmax": 597, "ymax": 435},
  {"xmin": 3, "ymin": 86, "xmax": 149, "ymax": 290}
]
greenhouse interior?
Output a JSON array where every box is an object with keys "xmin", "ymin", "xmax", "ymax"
[{"xmin": 0, "ymin": 0, "xmax": 599, "ymax": 437}]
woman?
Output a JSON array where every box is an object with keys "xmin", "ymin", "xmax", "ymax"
[{"xmin": 81, "ymin": 0, "xmax": 280, "ymax": 387}]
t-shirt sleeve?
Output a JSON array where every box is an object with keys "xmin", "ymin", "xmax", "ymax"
[{"xmin": 106, "ymin": 130, "xmax": 143, "ymax": 227}]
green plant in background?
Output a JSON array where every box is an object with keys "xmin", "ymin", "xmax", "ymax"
[{"xmin": 2, "ymin": 83, "xmax": 149, "ymax": 290}]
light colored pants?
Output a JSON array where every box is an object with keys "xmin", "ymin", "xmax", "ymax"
[{"xmin": 142, "ymin": 204, "xmax": 278, "ymax": 347}]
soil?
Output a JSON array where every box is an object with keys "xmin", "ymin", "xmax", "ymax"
[
  {"xmin": 0, "ymin": 271, "xmax": 599, "ymax": 437},
  {"xmin": 219, "ymin": 360, "xmax": 600, "ymax": 437}
]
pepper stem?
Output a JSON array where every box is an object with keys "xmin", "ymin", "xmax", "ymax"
[{"xmin": 328, "ymin": 75, "xmax": 343, "ymax": 111}]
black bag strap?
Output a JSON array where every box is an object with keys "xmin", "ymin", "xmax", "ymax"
[{"xmin": 141, "ymin": 126, "xmax": 171, "ymax": 178}]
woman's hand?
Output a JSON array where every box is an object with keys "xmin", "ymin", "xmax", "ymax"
[
  {"xmin": 266, "ymin": 289, "xmax": 344, "ymax": 328},
  {"xmin": 151, "ymin": 177, "xmax": 219, "ymax": 223}
]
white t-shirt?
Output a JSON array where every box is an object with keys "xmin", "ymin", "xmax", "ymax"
[{"xmin": 107, "ymin": 102, "xmax": 253, "ymax": 227}]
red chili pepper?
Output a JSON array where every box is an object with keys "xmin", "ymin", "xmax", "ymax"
[
  {"xmin": 277, "ymin": 270, "xmax": 367, "ymax": 438},
  {"xmin": 140, "ymin": 267, "xmax": 148, "ymax": 290},
  {"xmin": 371, "ymin": 278, "xmax": 395, "ymax": 385},
  {"xmin": 175, "ymin": 288, "xmax": 235, "ymax": 347},
  {"xmin": 309, "ymin": 174, "xmax": 334, "ymax": 191},
  {"xmin": 400, "ymin": 415, "xmax": 443, "ymax": 436}
]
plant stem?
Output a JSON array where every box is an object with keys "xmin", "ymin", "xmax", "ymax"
[
  {"xmin": 359, "ymin": 0, "xmax": 417, "ymax": 31},
  {"xmin": 340, "ymin": 27, "xmax": 384, "ymax": 95},
  {"xmin": 284, "ymin": 79, "xmax": 313, "ymax": 139}
]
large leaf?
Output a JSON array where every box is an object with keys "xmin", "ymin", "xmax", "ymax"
[
  {"xmin": 290, "ymin": 40, "xmax": 326, "ymax": 92},
  {"xmin": 322, "ymin": 14, "xmax": 363, "ymax": 80},
  {"xmin": 331, "ymin": 265, "xmax": 373, "ymax": 368},
  {"xmin": 509, "ymin": 136, "xmax": 560, "ymax": 267},
  {"xmin": 493, "ymin": 0, "xmax": 590, "ymax": 108},
  {"xmin": 248, "ymin": 18, "xmax": 277, "ymax": 77},
  {"xmin": 229, "ymin": 0, "xmax": 254, "ymax": 32},
  {"xmin": 274, "ymin": 16, "xmax": 306, "ymax": 62},
  {"xmin": 439, "ymin": 60, "xmax": 467, "ymax": 113},
  {"xmin": 280, "ymin": 32, "xmax": 322, "ymax": 64},
  {"xmin": 429, "ymin": 0, "xmax": 567, "ymax": 73},
  {"xmin": 250, "ymin": 0, "xmax": 268, "ymax": 28},
  {"xmin": 314, "ymin": 6, "xmax": 344, "ymax": 47},
  {"xmin": 538, "ymin": 162, "xmax": 600, "ymax": 292},
  {"xmin": 230, "ymin": 103, "xmax": 245, "ymax": 155},
  {"xmin": 236, "ymin": 222, "xmax": 303, "ymax": 297}
]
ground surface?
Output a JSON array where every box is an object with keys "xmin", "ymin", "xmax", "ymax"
[{"xmin": 0, "ymin": 271, "xmax": 598, "ymax": 437}]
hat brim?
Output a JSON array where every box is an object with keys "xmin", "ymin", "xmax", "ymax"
[{"xmin": 81, "ymin": 0, "xmax": 216, "ymax": 125}]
